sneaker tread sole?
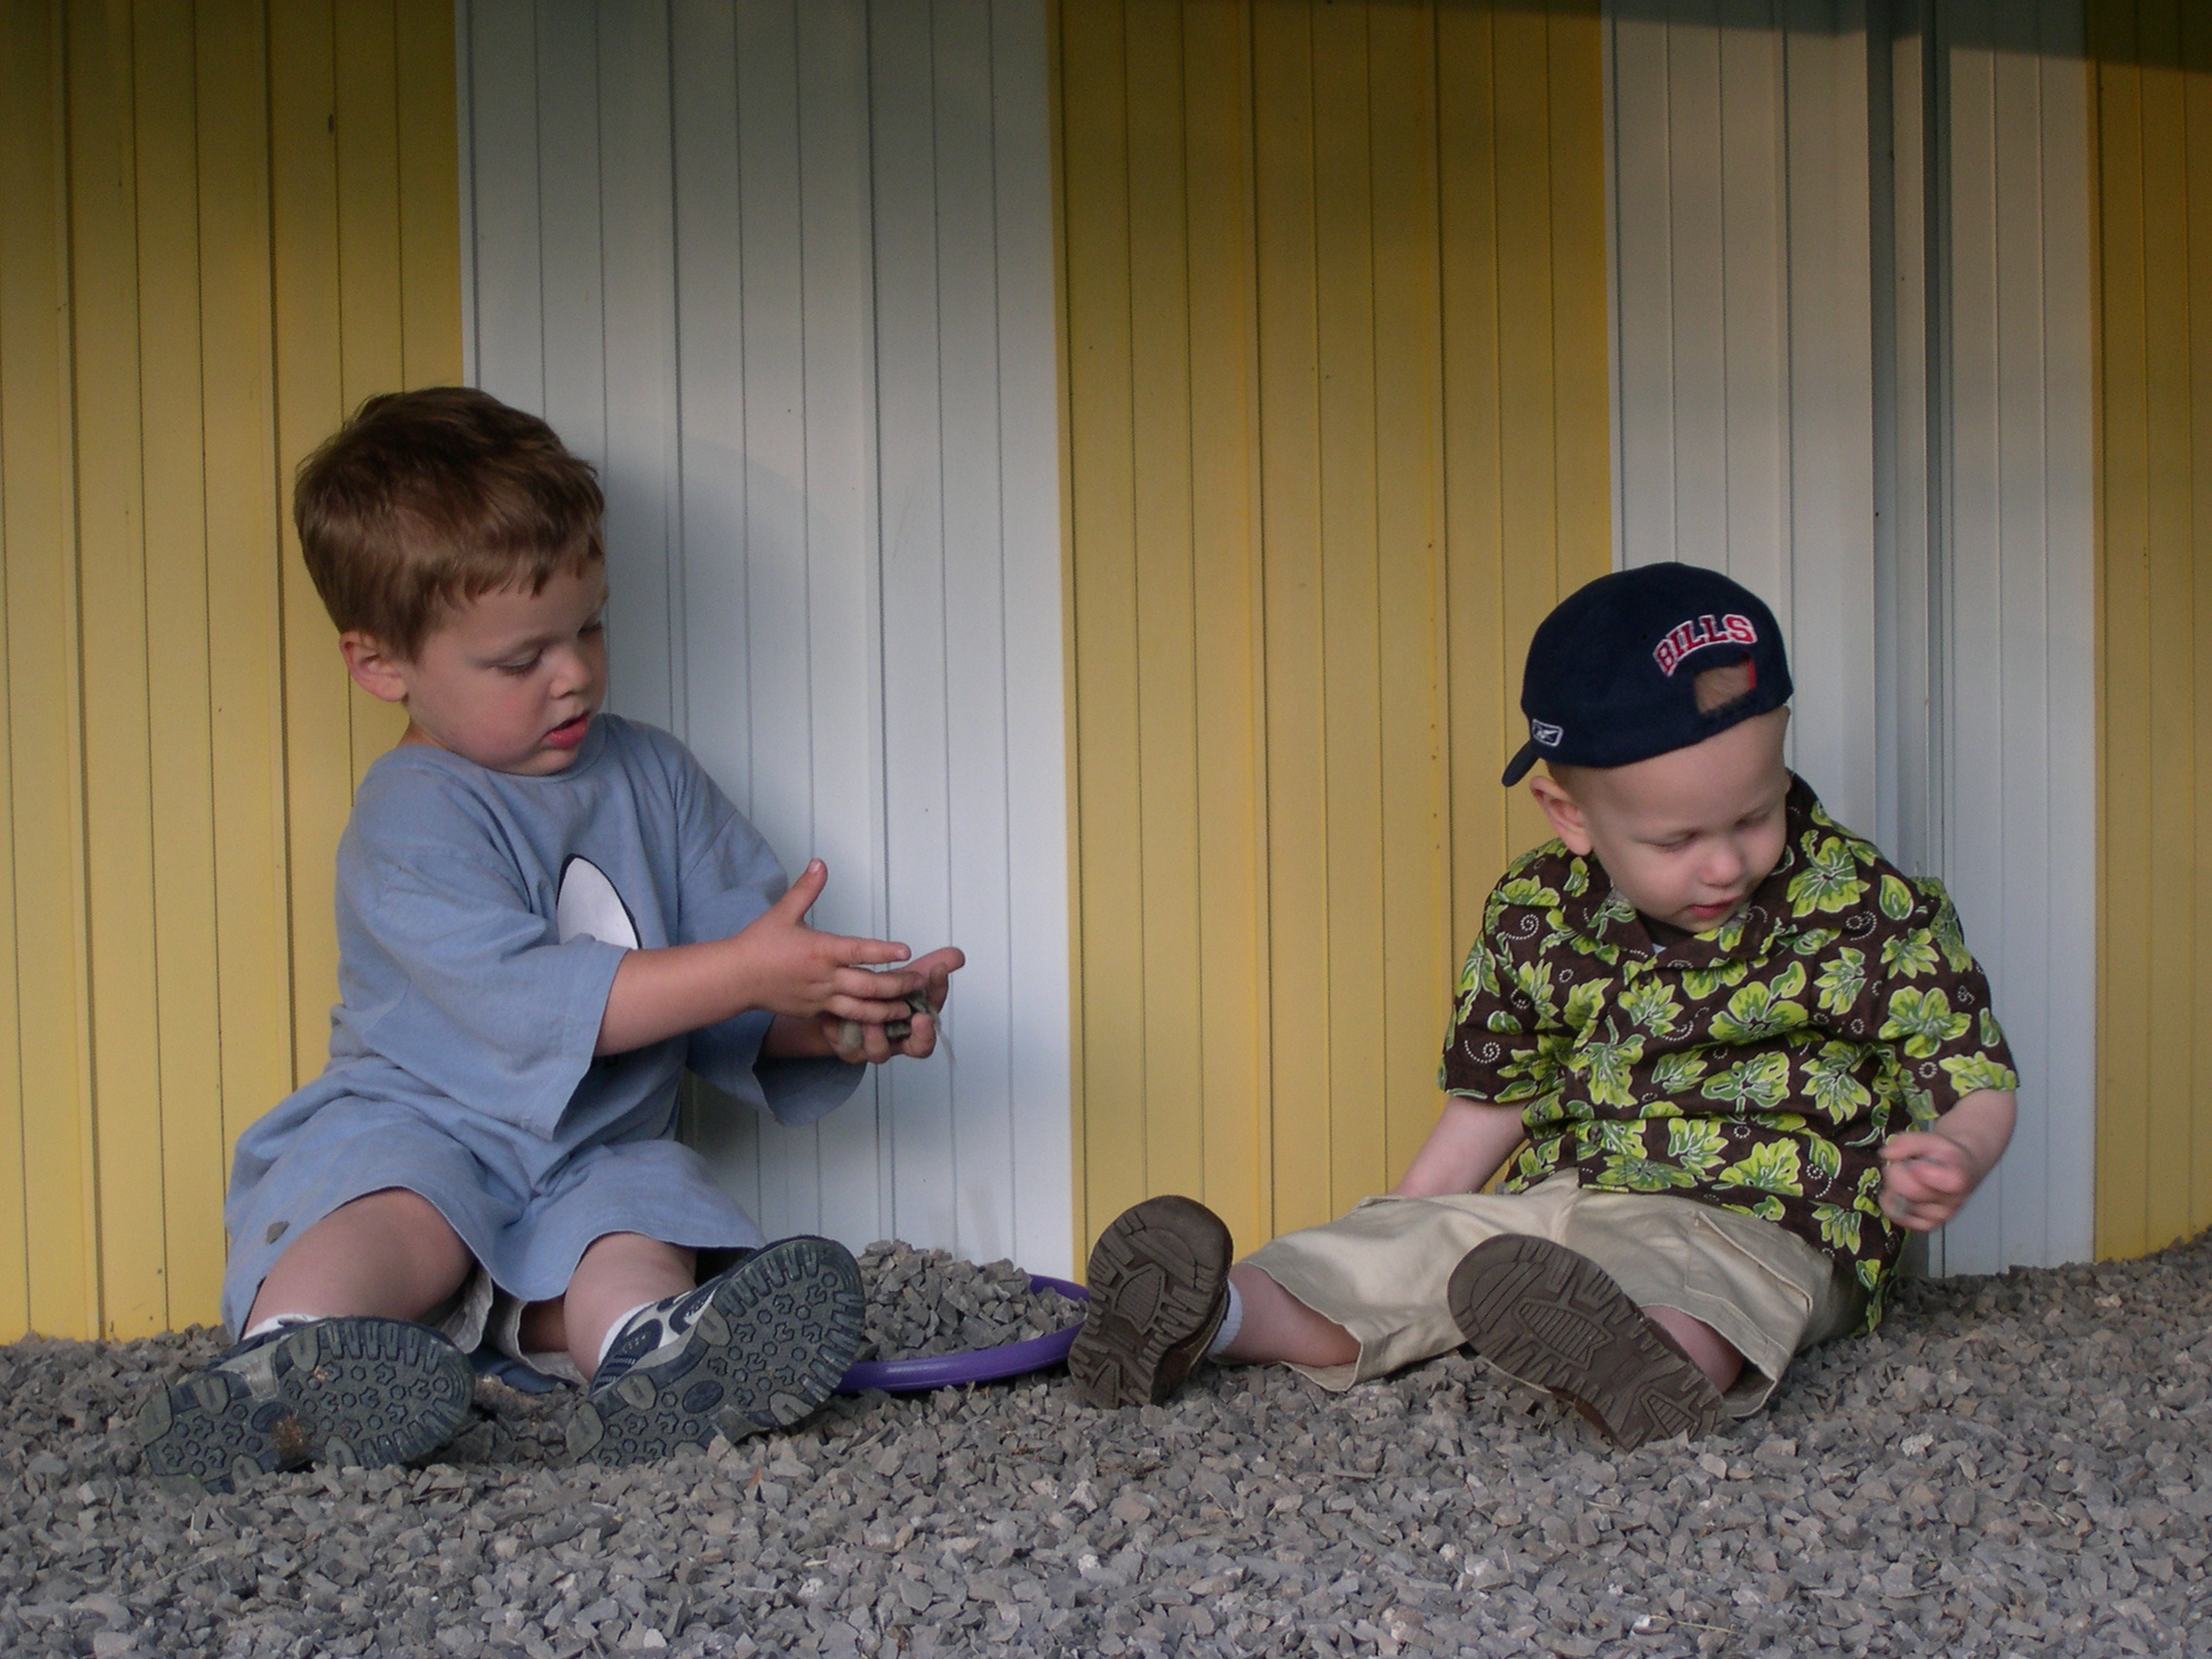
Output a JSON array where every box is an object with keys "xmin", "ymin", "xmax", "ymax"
[
  {"xmin": 134, "ymin": 1317, "xmax": 474, "ymax": 1495},
  {"xmin": 1067, "ymin": 1196, "xmax": 1232, "ymax": 1409},
  {"xmin": 1448, "ymin": 1234, "xmax": 1727, "ymax": 1450}
]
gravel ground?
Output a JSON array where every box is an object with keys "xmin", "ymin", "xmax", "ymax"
[
  {"xmin": 4, "ymin": 1231, "xmax": 2209, "ymax": 1659},
  {"xmin": 854, "ymin": 1246, "xmax": 1083, "ymax": 1361}
]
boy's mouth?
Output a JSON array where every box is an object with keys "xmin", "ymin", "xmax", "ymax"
[
  {"xmin": 545, "ymin": 713, "xmax": 591, "ymax": 749},
  {"xmin": 1684, "ymin": 898, "xmax": 1739, "ymax": 925}
]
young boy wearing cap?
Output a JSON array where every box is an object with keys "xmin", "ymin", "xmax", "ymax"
[{"xmin": 1068, "ymin": 563, "xmax": 2018, "ymax": 1447}]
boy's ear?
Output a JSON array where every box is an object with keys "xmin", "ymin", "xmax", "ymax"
[
  {"xmin": 1526, "ymin": 770, "xmax": 1596, "ymax": 856},
  {"xmin": 339, "ymin": 630, "xmax": 411, "ymax": 704}
]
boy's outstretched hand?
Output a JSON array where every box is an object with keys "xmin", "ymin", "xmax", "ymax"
[
  {"xmin": 740, "ymin": 861, "xmax": 930, "ymax": 1017},
  {"xmin": 744, "ymin": 861, "xmax": 963, "ymax": 1066},
  {"xmin": 1877, "ymin": 1088, "xmax": 2015, "ymax": 1232},
  {"xmin": 597, "ymin": 859, "xmax": 962, "ymax": 1059}
]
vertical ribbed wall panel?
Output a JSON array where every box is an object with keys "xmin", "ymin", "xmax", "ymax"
[
  {"xmin": 1060, "ymin": 1, "xmax": 1613, "ymax": 1253},
  {"xmin": 2090, "ymin": 0, "xmax": 2212, "ymax": 1262},
  {"xmin": 460, "ymin": 0, "xmax": 1074, "ymax": 1273},
  {"xmin": 1937, "ymin": 0, "xmax": 2097, "ymax": 1274},
  {"xmin": 1607, "ymin": 0, "xmax": 1879, "ymax": 830},
  {"xmin": 1606, "ymin": 0, "xmax": 2099, "ymax": 1272},
  {"xmin": 0, "ymin": 0, "xmax": 461, "ymax": 1338}
]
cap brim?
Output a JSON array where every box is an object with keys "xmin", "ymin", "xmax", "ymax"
[{"xmin": 1500, "ymin": 740, "xmax": 1541, "ymax": 786}]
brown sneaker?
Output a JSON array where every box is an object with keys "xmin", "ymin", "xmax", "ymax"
[
  {"xmin": 1447, "ymin": 1234, "xmax": 1727, "ymax": 1449},
  {"xmin": 1067, "ymin": 1196, "xmax": 1234, "ymax": 1408}
]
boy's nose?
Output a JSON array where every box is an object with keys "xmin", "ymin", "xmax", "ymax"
[
  {"xmin": 1700, "ymin": 844, "xmax": 1747, "ymax": 892},
  {"xmin": 547, "ymin": 645, "xmax": 598, "ymax": 696}
]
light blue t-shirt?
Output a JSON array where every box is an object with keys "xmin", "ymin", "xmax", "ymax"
[{"xmin": 220, "ymin": 715, "xmax": 858, "ymax": 1328}]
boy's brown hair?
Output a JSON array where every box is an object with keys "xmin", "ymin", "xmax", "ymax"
[{"xmin": 294, "ymin": 387, "xmax": 603, "ymax": 659}]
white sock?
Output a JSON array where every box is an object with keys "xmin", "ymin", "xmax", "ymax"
[
  {"xmin": 1205, "ymin": 1281, "xmax": 1244, "ymax": 1358},
  {"xmin": 241, "ymin": 1312, "xmax": 319, "ymax": 1342},
  {"xmin": 596, "ymin": 1300, "xmax": 660, "ymax": 1369}
]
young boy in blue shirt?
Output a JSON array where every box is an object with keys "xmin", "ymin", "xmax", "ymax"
[
  {"xmin": 136, "ymin": 387, "xmax": 961, "ymax": 1493},
  {"xmin": 1071, "ymin": 563, "xmax": 2017, "ymax": 1447}
]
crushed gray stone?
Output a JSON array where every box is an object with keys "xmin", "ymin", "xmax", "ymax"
[
  {"xmin": 855, "ymin": 1243, "xmax": 1083, "ymax": 1361},
  {"xmin": 4, "ymin": 1230, "xmax": 2209, "ymax": 1658}
]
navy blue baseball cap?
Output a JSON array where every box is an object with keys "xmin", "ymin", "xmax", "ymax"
[{"xmin": 1500, "ymin": 563, "xmax": 1792, "ymax": 786}]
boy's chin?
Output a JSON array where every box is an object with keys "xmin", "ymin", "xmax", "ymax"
[
  {"xmin": 509, "ymin": 746, "xmax": 586, "ymax": 775},
  {"xmin": 469, "ymin": 740, "xmax": 588, "ymax": 776},
  {"xmin": 1657, "ymin": 900, "xmax": 1745, "ymax": 934}
]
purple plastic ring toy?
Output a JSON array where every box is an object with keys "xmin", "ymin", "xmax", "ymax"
[{"xmin": 835, "ymin": 1274, "xmax": 1089, "ymax": 1395}]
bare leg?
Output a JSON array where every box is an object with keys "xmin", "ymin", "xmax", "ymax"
[
  {"xmin": 1213, "ymin": 1265, "xmax": 1743, "ymax": 1395},
  {"xmin": 244, "ymin": 1188, "xmax": 472, "ymax": 1330},
  {"xmin": 515, "ymin": 1234, "xmax": 695, "ymax": 1382},
  {"xmin": 1215, "ymin": 1263, "xmax": 1361, "ymax": 1369},
  {"xmin": 1642, "ymin": 1305, "xmax": 1745, "ymax": 1394}
]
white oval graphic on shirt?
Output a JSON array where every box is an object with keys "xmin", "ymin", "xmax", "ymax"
[{"xmin": 556, "ymin": 856, "xmax": 640, "ymax": 949}]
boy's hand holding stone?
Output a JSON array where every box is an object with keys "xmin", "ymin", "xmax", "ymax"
[
  {"xmin": 1877, "ymin": 1088, "xmax": 2015, "ymax": 1232},
  {"xmin": 820, "ymin": 951, "xmax": 961, "ymax": 1065},
  {"xmin": 595, "ymin": 859, "xmax": 961, "ymax": 1058}
]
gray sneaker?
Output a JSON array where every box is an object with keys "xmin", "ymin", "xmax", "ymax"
[
  {"xmin": 134, "ymin": 1317, "xmax": 475, "ymax": 1494},
  {"xmin": 567, "ymin": 1235, "xmax": 866, "ymax": 1465}
]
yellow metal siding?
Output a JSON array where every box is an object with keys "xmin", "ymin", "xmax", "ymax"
[
  {"xmin": 0, "ymin": 0, "xmax": 459, "ymax": 1339},
  {"xmin": 0, "ymin": 0, "xmax": 97, "ymax": 1343},
  {"xmin": 1058, "ymin": 0, "xmax": 1610, "ymax": 1258},
  {"xmin": 2091, "ymin": 1, "xmax": 2212, "ymax": 1261}
]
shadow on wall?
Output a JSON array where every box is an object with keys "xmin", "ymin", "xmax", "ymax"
[{"xmin": 1600, "ymin": 0, "xmax": 2188, "ymax": 61}]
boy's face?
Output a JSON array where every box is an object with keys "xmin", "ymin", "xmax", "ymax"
[
  {"xmin": 1526, "ymin": 708, "xmax": 1792, "ymax": 934},
  {"xmin": 342, "ymin": 563, "xmax": 608, "ymax": 776}
]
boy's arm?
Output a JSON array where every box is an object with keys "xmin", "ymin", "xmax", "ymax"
[
  {"xmin": 1389, "ymin": 1097, "xmax": 1529, "ymax": 1198},
  {"xmin": 1878, "ymin": 1088, "xmax": 2015, "ymax": 1232}
]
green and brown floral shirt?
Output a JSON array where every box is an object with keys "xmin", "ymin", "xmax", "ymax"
[{"xmin": 1441, "ymin": 779, "xmax": 2017, "ymax": 1329}]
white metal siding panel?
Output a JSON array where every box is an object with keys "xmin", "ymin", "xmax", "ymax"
[
  {"xmin": 1606, "ymin": 0, "xmax": 2095, "ymax": 1270},
  {"xmin": 462, "ymin": 0, "xmax": 544, "ymax": 405},
  {"xmin": 1872, "ymin": 22, "xmax": 1937, "ymax": 876},
  {"xmin": 598, "ymin": 3, "xmax": 682, "ymax": 732},
  {"xmin": 1934, "ymin": 0, "xmax": 2095, "ymax": 1273},
  {"xmin": 1782, "ymin": 10, "xmax": 1878, "ymax": 829},
  {"xmin": 791, "ymin": 0, "xmax": 888, "ymax": 1248},
  {"xmin": 1608, "ymin": 2, "xmax": 1877, "ymax": 835},
  {"xmin": 871, "ymin": 0, "xmax": 962, "ymax": 1252},
  {"xmin": 986, "ymin": 0, "xmax": 1071, "ymax": 1279},
  {"xmin": 460, "ymin": 0, "xmax": 1072, "ymax": 1272}
]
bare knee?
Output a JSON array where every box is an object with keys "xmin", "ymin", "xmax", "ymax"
[
  {"xmin": 340, "ymin": 1188, "xmax": 471, "ymax": 1272},
  {"xmin": 346, "ymin": 1187, "xmax": 459, "ymax": 1232},
  {"xmin": 248, "ymin": 1188, "xmax": 471, "ymax": 1328}
]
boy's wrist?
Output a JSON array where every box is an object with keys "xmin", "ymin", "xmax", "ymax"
[
  {"xmin": 1928, "ymin": 1124, "xmax": 1998, "ymax": 1192},
  {"xmin": 761, "ymin": 1012, "xmax": 836, "ymax": 1059},
  {"xmin": 1929, "ymin": 1088, "xmax": 2014, "ymax": 1180},
  {"xmin": 706, "ymin": 931, "xmax": 770, "ymax": 1021}
]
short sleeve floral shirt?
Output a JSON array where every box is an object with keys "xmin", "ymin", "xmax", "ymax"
[{"xmin": 1441, "ymin": 779, "xmax": 2018, "ymax": 1329}]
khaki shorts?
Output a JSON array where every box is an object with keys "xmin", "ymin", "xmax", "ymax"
[{"xmin": 1244, "ymin": 1172, "xmax": 1864, "ymax": 1416}]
